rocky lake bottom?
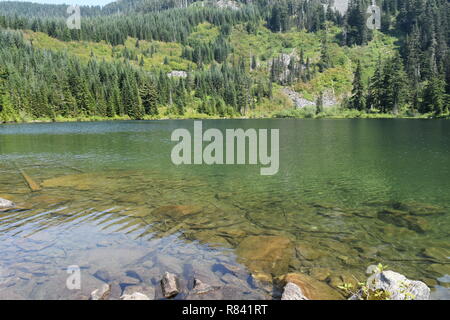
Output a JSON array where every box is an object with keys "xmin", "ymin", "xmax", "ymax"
[
  {"xmin": 0, "ymin": 168, "xmax": 449, "ymax": 300},
  {"xmin": 0, "ymin": 120, "xmax": 449, "ymax": 300}
]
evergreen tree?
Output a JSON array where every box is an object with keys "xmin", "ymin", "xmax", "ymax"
[
  {"xmin": 349, "ymin": 60, "xmax": 366, "ymax": 111},
  {"xmin": 367, "ymin": 58, "xmax": 384, "ymax": 111},
  {"xmin": 420, "ymin": 75, "xmax": 446, "ymax": 115},
  {"xmin": 140, "ymin": 81, "xmax": 159, "ymax": 116}
]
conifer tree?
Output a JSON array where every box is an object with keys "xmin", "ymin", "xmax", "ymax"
[
  {"xmin": 140, "ymin": 81, "xmax": 158, "ymax": 116},
  {"xmin": 420, "ymin": 75, "xmax": 446, "ymax": 115},
  {"xmin": 349, "ymin": 60, "xmax": 366, "ymax": 111}
]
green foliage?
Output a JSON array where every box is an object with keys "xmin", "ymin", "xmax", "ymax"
[
  {"xmin": 349, "ymin": 60, "xmax": 366, "ymax": 111},
  {"xmin": 0, "ymin": 0, "xmax": 449, "ymax": 121},
  {"xmin": 421, "ymin": 76, "xmax": 446, "ymax": 115}
]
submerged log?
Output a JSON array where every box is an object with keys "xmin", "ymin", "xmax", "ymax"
[
  {"xmin": 59, "ymin": 164, "xmax": 84, "ymax": 173},
  {"xmin": 13, "ymin": 162, "xmax": 41, "ymax": 192}
]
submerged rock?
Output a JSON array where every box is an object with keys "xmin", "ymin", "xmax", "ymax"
[
  {"xmin": 278, "ymin": 273, "xmax": 343, "ymax": 300},
  {"xmin": 120, "ymin": 292, "xmax": 151, "ymax": 300},
  {"xmin": 329, "ymin": 271, "xmax": 361, "ymax": 291},
  {"xmin": 236, "ymin": 235, "xmax": 293, "ymax": 275},
  {"xmin": 161, "ymin": 272, "xmax": 180, "ymax": 298},
  {"xmin": 377, "ymin": 209, "xmax": 430, "ymax": 233},
  {"xmin": 42, "ymin": 173, "xmax": 99, "ymax": 189},
  {"xmin": 0, "ymin": 197, "xmax": 15, "ymax": 210},
  {"xmin": 295, "ymin": 243, "xmax": 327, "ymax": 260},
  {"xmin": 310, "ymin": 268, "xmax": 332, "ymax": 281},
  {"xmin": 389, "ymin": 201, "xmax": 445, "ymax": 216},
  {"xmin": 429, "ymin": 263, "xmax": 450, "ymax": 276},
  {"xmin": 90, "ymin": 284, "xmax": 111, "ymax": 300},
  {"xmin": 352, "ymin": 270, "xmax": 430, "ymax": 300},
  {"xmin": 421, "ymin": 247, "xmax": 450, "ymax": 263},
  {"xmin": 281, "ymin": 282, "xmax": 309, "ymax": 300},
  {"xmin": 192, "ymin": 278, "xmax": 217, "ymax": 295},
  {"xmin": 93, "ymin": 269, "xmax": 112, "ymax": 283},
  {"xmin": 152, "ymin": 205, "xmax": 202, "ymax": 220}
]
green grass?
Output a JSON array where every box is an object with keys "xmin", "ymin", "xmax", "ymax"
[
  {"xmin": 23, "ymin": 30, "xmax": 194, "ymax": 72},
  {"xmin": 187, "ymin": 22, "xmax": 220, "ymax": 45}
]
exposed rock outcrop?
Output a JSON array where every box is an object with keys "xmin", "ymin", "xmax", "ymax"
[
  {"xmin": 167, "ymin": 70, "xmax": 187, "ymax": 78},
  {"xmin": 214, "ymin": 0, "xmax": 241, "ymax": 10},
  {"xmin": 281, "ymin": 88, "xmax": 338, "ymax": 109},
  {"xmin": 281, "ymin": 88, "xmax": 315, "ymax": 109}
]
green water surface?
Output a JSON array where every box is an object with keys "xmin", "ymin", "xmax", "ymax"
[{"xmin": 0, "ymin": 119, "xmax": 449, "ymax": 299}]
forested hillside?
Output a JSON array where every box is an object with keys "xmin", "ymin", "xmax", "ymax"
[{"xmin": 0, "ymin": 0, "xmax": 449, "ymax": 122}]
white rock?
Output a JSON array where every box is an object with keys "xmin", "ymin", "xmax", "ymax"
[
  {"xmin": 281, "ymin": 88, "xmax": 315, "ymax": 109},
  {"xmin": 0, "ymin": 198, "xmax": 15, "ymax": 210},
  {"xmin": 120, "ymin": 292, "xmax": 150, "ymax": 300},
  {"xmin": 90, "ymin": 284, "xmax": 111, "ymax": 300},
  {"xmin": 122, "ymin": 285, "xmax": 155, "ymax": 299},
  {"xmin": 366, "ymin": 270, "xmax": 430, "ymax": 300},
  {"xmin": 281, "ymin": 282, "xmax": 309, "ymax": 300},
  {"xmin": 167, "ymin": 71, "xmax": 187, "ymax": 78},
  {"xmin": 214, "ymin": 0, "xmax": 240, "ymax": 10}
]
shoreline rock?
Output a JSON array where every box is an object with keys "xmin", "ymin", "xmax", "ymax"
[
  {"xmin": 90, "ymin": 284, "xmax": 111, "ymax": 300},
  {"xmin": 278, "ymin": 273, "xmax": 343, "ymax": 300},
  {"xmin": 367, "ymin": 270, "xmax": 430, "ymax": 300},
  {"xmin": 0, "ymin": 197, "xmax": 15, "ymax": 211},
  {"xmin": 350, "ymin": 267, "xmax": 431, "ymax": 300},
  {"xmin": 122, "ymin": 285, "xmax": 155, "ymax": 300},
  {"xmin": 281, "ymin": 282, "xmax": 309, "ymax": 300},
  {"xmin": 120, "ymin": 292, "xmax": 151, "ymax": 300},
  {"xmin": 161, "ymin": 272, "xmax": 180, "ymax": 298}
]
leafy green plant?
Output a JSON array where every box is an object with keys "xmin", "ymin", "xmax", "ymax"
[{"xmin": 338, "ymin": 280, "xmax": 391, "ymax": 300}]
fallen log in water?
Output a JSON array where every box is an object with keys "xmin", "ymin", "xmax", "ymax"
[
  {"xmin": 13, "ymin": 161, "xmax": 42, "ymax": 192},
  {"xmin": 59, "ymin": 164, "xmax": 84, "ymax": 173}
]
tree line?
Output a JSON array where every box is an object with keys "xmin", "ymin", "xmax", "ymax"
[
  {"xmin": 348, "ymin": 0, "xmax": 449, "ymax": 115},
  {"xmin": 0, "ymin": 0, "xmax": 449, "ymax": 120},
  {"xmin": 0, "ymin": 29, "xmax": 270, "ymax": 121}
]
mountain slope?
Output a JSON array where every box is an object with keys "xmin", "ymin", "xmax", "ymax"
[{"xmin": 0, "ymin": 0, "xmax": 449, "ymax": 122}]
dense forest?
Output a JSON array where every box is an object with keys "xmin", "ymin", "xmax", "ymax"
[{"xmin": 0, "ymin": 0, "xmax": 449, "ymax": 122}]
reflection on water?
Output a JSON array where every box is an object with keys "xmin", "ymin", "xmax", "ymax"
[{"xmin": 0, "ymin": 120, "xmax": 449, "ymax": 299}]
